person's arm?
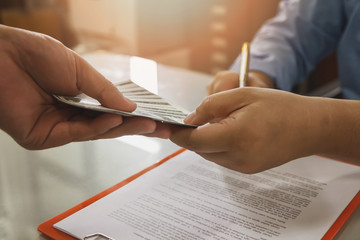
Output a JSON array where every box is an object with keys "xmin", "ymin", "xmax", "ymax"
[
  {"xmin": 242, "ymin": 0, "xmax": 345, "ymax": 90},
  {"xmin": 170, "ymin": 88, "xmax": 360, "ymax": 173},
  {"xmin": 0, "ymin": 25, "xmax": 169, "ymax": 150},
  {"xmin": 209, "ymin": 0, "xmax": 345, "ymax": 95},
  {"xmin": 245, "ymin": 0, "xmax": 346, "ymax": 91}
]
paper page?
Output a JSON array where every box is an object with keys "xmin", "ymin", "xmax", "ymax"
[
  {"xmin": 55, "ymin": 151, "xmax": 360, "ymax": 240},
  {"xmin": 54, "ymin": 81, "xmax": 195, "ymax": 127}
]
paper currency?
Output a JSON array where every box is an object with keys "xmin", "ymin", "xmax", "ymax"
[{"xmin": 54, "ymin": 81, "xmax": 196, "ymax": 127}]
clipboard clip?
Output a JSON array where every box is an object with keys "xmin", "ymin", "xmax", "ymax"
[{"xmin": 83, "ymin": 233, "xmax": 115, "ymax": 240}]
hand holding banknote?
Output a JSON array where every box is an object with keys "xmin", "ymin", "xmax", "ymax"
[
  {"xmin": 170, "ymin": 87, "xmax": 360, "ymax": 173},
  {"xmin": 0, "ymin": 25, "xmax": 169, "ymax": 150}
]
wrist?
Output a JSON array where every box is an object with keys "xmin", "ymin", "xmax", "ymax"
[{"xmin": 303, "ymin": 97, "xmax": 360, "ymax": 163}]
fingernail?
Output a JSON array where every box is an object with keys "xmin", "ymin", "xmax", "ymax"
[
  {"xmin": 124, "ymin": 97, "xmax": 137, "ymax": 110},
  {"xmin": 184, "ymin": 112, "xmax": 196, "ymax": 124}
]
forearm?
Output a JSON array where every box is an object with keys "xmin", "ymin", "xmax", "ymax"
[
  {"xmin": 230, "ymin": 0, "xmax": 344, "ymax": 91},
  {"xmin": 304, "ymin": 96, "xmax": 360, "ymax": 164}
]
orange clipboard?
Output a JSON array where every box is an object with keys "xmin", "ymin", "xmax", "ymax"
[{"xmin": 38, "ymin": 148, "xmax": 360, "ymax": 240}]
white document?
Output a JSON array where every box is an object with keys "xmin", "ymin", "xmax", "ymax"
[{"xmin": 55, "ymin": 151, "xmax": 360, "ymax": 240}]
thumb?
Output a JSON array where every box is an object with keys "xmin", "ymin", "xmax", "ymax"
[
  {"xmin": 248, "ymin": 71, "xmax": 275, "ymax": 88},
  {"xmin": 185, "ymin": 88, "xmax": 251, "ymax": 126},
  {"xmin": 74, "ymin": 53, "xmax": 136, "ymax": 112}
]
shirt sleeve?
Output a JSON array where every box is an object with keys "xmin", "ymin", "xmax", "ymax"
[{"xmin": 230, "ymin": 0, "xmax": 345, "ymax": 91}]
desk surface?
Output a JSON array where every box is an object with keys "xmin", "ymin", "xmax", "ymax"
[{"xmin": 0, "ymin": 53, "xmax": 359, "ymax": 240}]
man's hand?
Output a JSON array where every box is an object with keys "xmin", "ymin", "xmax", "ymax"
[
  {"xmin": 0, "ymin": 25, "xmax": 168, "ymax": 149},
  {"xmin": 207, "ymin": 70, "xmax": 275, "ymax": 95},
  {"xmin": 170, "ymin": 87, "xmax": 360, "ymax": 173}
]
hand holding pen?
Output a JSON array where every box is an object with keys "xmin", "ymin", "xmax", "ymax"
[{"xmin": 206, "ymin": 42, "xmax": 274, "ymax": 94}]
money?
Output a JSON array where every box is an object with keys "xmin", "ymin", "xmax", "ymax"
[{"xmin": 54, "ymin": 80, "xmax": 196, "ymax": 127}]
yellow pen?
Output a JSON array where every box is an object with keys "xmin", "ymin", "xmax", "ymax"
[{"xmin": 239, "ymin": 42, "xmax": 250, "ymax": 88}]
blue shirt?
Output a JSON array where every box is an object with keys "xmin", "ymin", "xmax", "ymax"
[{"xmin": 230, "ymin": 0, "xmax": 360, "ymax": 99}]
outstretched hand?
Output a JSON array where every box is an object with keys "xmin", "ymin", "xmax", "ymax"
[
  {"xmin": 0, "ymin": 25, "xmax": 168, "ymax": 149},
  {"xmin": 170, "ymin": 87, "xmax": 358, "ymax": 173}
]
